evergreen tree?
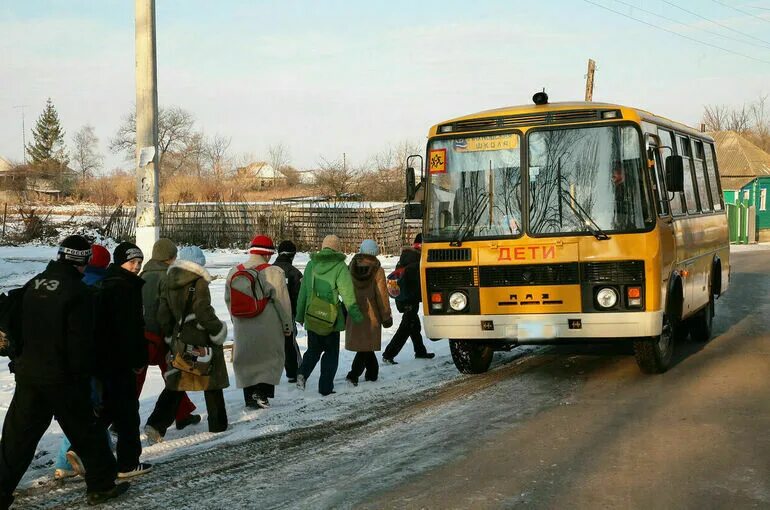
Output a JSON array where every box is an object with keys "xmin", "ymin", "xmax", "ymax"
[{"xmin": 26, "ymin": 98, "xmax": 68, "ymax": 167}]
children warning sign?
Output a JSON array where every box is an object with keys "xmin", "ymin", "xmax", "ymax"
[
  {"xmin": 455, "ymin": 134, "xmax": 519, "ymax": 152},
  {"xmin": 429, "ymin": 148, "xmax": 447, "ymax": 174}
]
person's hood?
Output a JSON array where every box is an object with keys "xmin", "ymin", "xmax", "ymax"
[
  {"xmin": 274, "ymin": 253, "xmax": 295, "ymax": 266},
  {"xmin": 46, "ymin": 260, "xmax": 85, "ymax": 281},
  {"xmin": 350, "ymin": 253, "xmax": 380, "ymax": 284},
  {"xmin": 104, "ymin": 263, "xmax": 145, "ymax": 289},
  {"xmin": 399, "ymin": 247, "xmax": 421, "ymax": 267},
  {"xmin": 166, "ymin": 259, "xmax": 212, "ymax": 289},
  {"xmin": 141, "ymin": 258, "xmax": 170, "ymax": 275},
  {"xmin": 241, "ymin": 254, "xmax": 269, "ymax": 269},
  {"xmin": 310, "ymin": 248, "xmax": 347, "ymax": 275},
  {"xmin": 84, "ymin": 265, "xmax": 107, "ymax": 278}
]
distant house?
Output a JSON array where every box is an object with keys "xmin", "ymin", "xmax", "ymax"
[
  {"xmin": 711, "ymin": 131, "xmax": 770, "ymax": 241},
  {"xmin": 235, "ymin": 162, "xmax": 287, "ymax": 188},
  {"xmin": 0, "ymin": 158, "xmax": 77, "ymax": 198}
]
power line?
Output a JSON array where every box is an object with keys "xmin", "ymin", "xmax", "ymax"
[
  {"xmin": 711, "ymin": 0, "xmax": 770, "ymax": 25},
  {"xmin": 661, "ymin": 0, "xmax": 770, "ymax": 48},
  {"xmin": 582, "ymin": 0, "xmax": 770, "ymax": 64},
  {"xmin": 611, "ymin": 0, "xmax": 770, "ymax": 50}
]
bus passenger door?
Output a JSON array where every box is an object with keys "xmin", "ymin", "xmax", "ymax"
[{"xmin": 648, "ymin": 139, "xmax": 676, "ymax": 311}]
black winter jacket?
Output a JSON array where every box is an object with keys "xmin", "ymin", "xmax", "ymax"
[
  {"xmin": 96, "ymin": 264, "xmax": 148, "ymax": 374},
  {"xmin": 273, "ymin": 254, "xmax": 303, "ymax": 318},
  {"xmin": 13, "ymin": 261, "xmax": 95, "ymax": 385},
  {"xmin": 397, "ymin": 247, "xmax": 422, "ymax": 305}
]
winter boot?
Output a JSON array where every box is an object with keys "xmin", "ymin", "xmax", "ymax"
[
  {"xmin": 86, "ymin": 482, "xmax": 130, "ymax": 506},
  {"xmin": 175, "ymin": 414, "xmax": 202, "ymax": 430},
  {"xmin": 144, "ymin": 425, "xmax": 164, "ymax": 445},
  {"xmin": 345, "ymin": 374, "xmax": 359, "ymax": 386},
  {"xmin": 117, "ymin": 462, "xmax": 153, "ymax": 479},
  {"xmin": 296, "ymin": 374, "xmax": 306, "ymax": 390},
  {"xmin": 382, "ymin": 357, "xmax": 398, "ymax": 365},
  {"xmin": 54, "ymin": 467, "xmax": 77, "ymax": 480},
  {"xmin": 66, "ymin": 450, "xmax": 86, "ymax": 476},
  {"xmin": 415, "ymin": 352, "xmax": 436, "ymax": 359}
]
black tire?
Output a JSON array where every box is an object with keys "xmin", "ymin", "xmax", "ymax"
[
  {"xmin": 449, "ymin": 340, "xmax": 494, "ymax": 374},
  {"xmin": 634, "ymin": 310, "xmax": 676, "ymax": 374},
  {"xmin": 689, "ymin": 293, "xmax": 714, "ymax": 343}
]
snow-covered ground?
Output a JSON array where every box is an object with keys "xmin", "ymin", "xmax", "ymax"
[{"xmin": 0, "ymin": 244, "xmax": 458, "ymax": 490}]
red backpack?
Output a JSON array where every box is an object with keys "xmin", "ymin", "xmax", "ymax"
[{"xmin": 228, "ymin": 263, "xmax": 271, "ymax": 318}]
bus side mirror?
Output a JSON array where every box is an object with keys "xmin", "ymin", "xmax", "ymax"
[
  {"xmin": 665, "ymin": 155, "xmax": 684, "ymax": 193},
  {"xmin": 406, "ymin": 167, "xmax": 417, "ymax": 201},
  {"xmin": 405, "ymin": 202, "xmax": 423, "ymax": 219}
]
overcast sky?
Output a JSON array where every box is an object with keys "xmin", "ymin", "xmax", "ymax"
[{"xmin": 1, "ymin": 0, "xmax": 768, "ymax": 172}]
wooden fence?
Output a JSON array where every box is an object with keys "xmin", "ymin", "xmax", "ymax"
[{"xmin": 104, "ymin": 202, "xmax": 419, "ymax": 254}]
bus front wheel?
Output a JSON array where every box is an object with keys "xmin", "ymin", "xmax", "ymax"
[
  {"xmin": 633, "ymin": 311, "xmax": 676, "ymax": 374},
  {"xmin": 449, "ymin": 340, "xmax": 494, "ymax": 374}
]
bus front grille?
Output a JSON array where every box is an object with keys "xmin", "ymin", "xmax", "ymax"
[
  {"xmin": 581, "ymin": 261, "xmax": 645, "ymax": 283},
  {"xmin": 426, "ymin": 267, "xmax": 476, "ymax": 289},
  {"xmin": 478, "ymin": 263, "xmax": 580, "ymax": 287},
  {"xmin": 439, "ymin": 109, "xmax": 617, "ymax": 134},
  {"xmin": 427, "ymin": 248, "xmax": 472, "ymax": 262}
]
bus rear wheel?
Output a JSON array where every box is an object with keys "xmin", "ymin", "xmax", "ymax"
[
  {"xmin": 449, "ymin": 340, "xmax": 494, "ymax": 374},
  {"xmin": 633, "ymin": 312, "xmax": 676, "ymax": 374}
]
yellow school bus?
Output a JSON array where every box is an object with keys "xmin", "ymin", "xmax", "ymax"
[{"xmin": 408, "ymin": 94, "xmax": 729, "ymax": 374}]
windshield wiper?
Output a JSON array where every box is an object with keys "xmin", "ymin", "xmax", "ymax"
[
  {"xmin": 450, "ymin": 192, "xmax": 489, "ymax": 246},
  {"xmin": 559, "ymin": 188, "xmax": 610, "ymax": 241}
]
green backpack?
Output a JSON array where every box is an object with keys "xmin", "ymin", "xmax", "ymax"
[{"xmin": 304, "ymin": 273, "xmax": 338, "ymax": 336}]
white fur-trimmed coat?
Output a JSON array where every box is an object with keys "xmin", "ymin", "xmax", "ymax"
[
  {"xmin": 225, "ymin": 254, "xmax": 293, "ymax": 388},
  {"xmin": 159, "ymin": 259, "xmax": 230, "ymax": 391}
]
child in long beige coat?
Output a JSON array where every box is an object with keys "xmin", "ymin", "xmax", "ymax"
[{"xmin": 345, "ymin": 239, "xmax": 392, "ymax": 385}]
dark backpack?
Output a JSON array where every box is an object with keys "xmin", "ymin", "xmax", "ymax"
[
  {"xmin": 0, "ymin": 287, "xmax": 25, "ymax": 359},
  {"xmin": 228, "ymin": 263, "xmax": 271, "ymax": 318}
]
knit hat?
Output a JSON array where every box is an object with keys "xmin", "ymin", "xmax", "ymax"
[
  {"xmin": 178, "ymin": 246, "xmax": 206, "ymax": 267},
  {"xmin": 359, "ymin": 239, "xmax": 379, "ymax": 256},
  {"xmin": 277, "ymin": 240, "xmax": 297, "ymax": 255},
  {"xmin": 321, "ymin": 234, "xmax": 341, "ymax": 252},
  {"xmin": 413, "ymin": 233, "xmax": 423, "ymax": 250},
  {"xmin": 249, "ymin": 235, "xmax": 275, "ymax": 256},
  {"xmin": 89, "ymin": 244, "xmax": 111, "ymax": 269},
  {"xmin": 151, "ymin": 238, "xmax": 177, "ymax": 261},
  {"xmin": 113, "ymin": 242, "xmax": 144, "ymax": 267},
  {"xmin": 58, "ymin": 235, "xmax": 92, "ymax": 266}
]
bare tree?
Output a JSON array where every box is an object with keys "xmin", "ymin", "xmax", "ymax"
[
  {"xmin": 314, "ymin": 157, "xmax": 359, "ymax": 198},
  {"xmin": 206, "ymin": 134, "xmax": 232, "ymax": 177},
  {"xmin": 703, "ymin": 103, "xmax": 752, "ymax": 133},
  {"xmin": 267, "ymin": 143, "xmax": 291, "ymax": 174},
  {"xmin": 71, "ymin": 125, "xmax": 103, "ymax": 180},
  {"xmin": 182, "ymin": 131, "xmax": 207, "ymax": 177},
  {"xmin": 361, "ymin": 139, "xmax": 422, "ymax": 201},
  {"xmin": 110, "ymin": 105, "xmax": 196, "ymax": 171}
]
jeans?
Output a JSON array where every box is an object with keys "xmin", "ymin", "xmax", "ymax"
[
  {"xmin": 55, "ymin": 378, "xmax": 113, "ymax": 471},
  {"xmin": 383, "ymin": 303, "xmax": 427, "ymax": 360},
  {"xmin": 147, "ymin": 390, "xmax": 228, "ymax": 434},
  {"xmin": 299, "ymin": 330, "xmax": 340, "ymax": 395},
  {"xmin": 0, "ymin": 381, "xmax": 117, "ymax": 496},
  {"xmin": 347, "ymin": 352, "xmax": 379, "ymax": 382}
]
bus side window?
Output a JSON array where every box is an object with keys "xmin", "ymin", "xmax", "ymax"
[
  {"xmin": 704, "ymin": 143, "xmax": 724, "ymax": 211},
  {"xmin": 693, "ymin": 140, "xmax": 712, "ymax": 212},
  {"xmin": 660, "ymin": 129, "xmax": 685, "ymax": 216},
  {"xmin": 678, "ymin": 135, "xmax": 700, "ymax": 214},
  {"xmin": 648, "ymin": 143, "xmax": 670, "ymax": 216}
]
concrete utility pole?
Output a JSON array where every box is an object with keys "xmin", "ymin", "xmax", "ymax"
[
  {"xmin": 584, "ymin": 59, "xmax": 596, "ymax": 102},
  {"xmin": 135, "ymin": 0, "xmax": 161, "ymax": 257}
]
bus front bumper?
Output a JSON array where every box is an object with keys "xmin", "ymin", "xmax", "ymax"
[{"xmin": 424, "ymin": 311, "xmax": 664, "ymax": 342}]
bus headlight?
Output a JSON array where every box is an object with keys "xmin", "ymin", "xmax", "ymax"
[
  {"xmin": 596, "ymin": 287, "xmax": 618, "ymax": 309},
  {"xmin": 448, "ymin": 291, "xmax": 468, "ymax": 311}
]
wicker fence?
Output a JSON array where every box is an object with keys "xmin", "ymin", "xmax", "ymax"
[{"xmin": 105, "ymin": 202, "xmax": 418, "ymax": 254}]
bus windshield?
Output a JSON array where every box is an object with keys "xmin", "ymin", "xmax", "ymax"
[
  {"xmin": 426, "ymin": 134, "xmax": 523, "ymax": 241},
  {"xmin": 528, "ymin": 125, "xmax": 652, "ymax": 235}
]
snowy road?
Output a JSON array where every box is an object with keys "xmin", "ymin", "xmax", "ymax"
[{"xmin": 5, "ymin": 246, "xmax": 770, "ymax": 508}]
